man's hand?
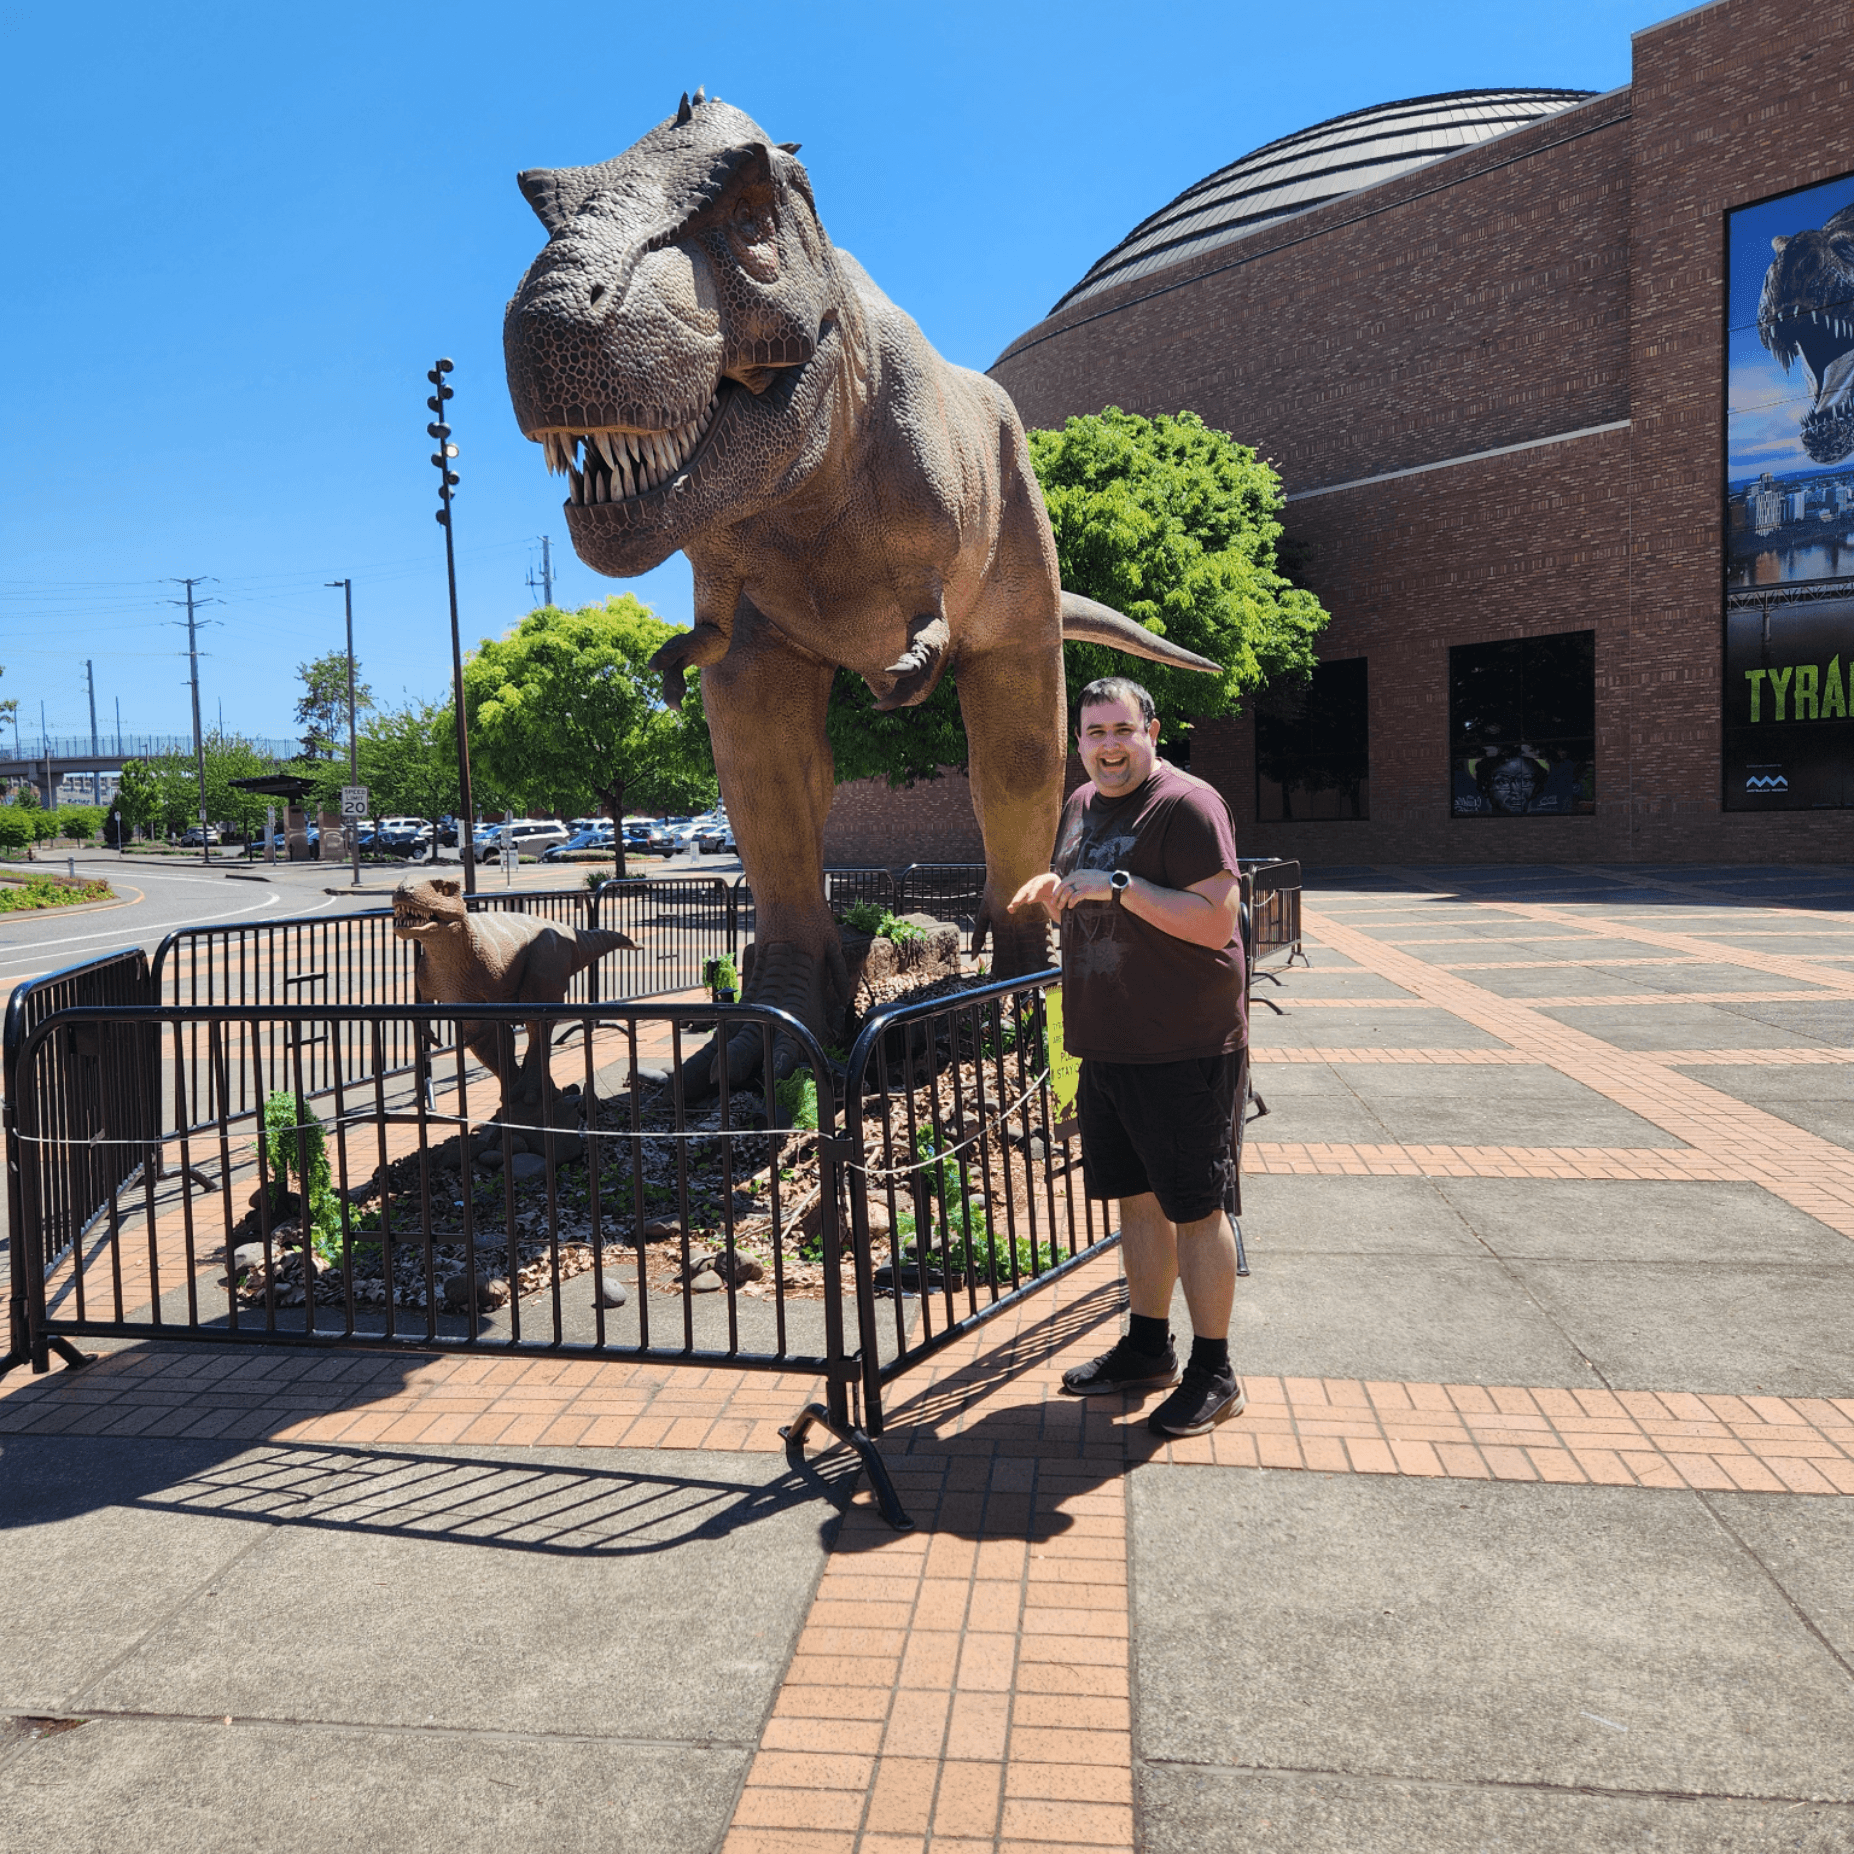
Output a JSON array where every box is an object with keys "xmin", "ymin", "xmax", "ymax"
[{"xmin": 1009, "ymin": 869, "xmax": 1115, "ymax": 920}]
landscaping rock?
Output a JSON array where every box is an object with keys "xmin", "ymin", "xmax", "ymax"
[
  {"xmin": 711, "ymin": 1251, "xmax": 765, "ymax": 1285},
  {"xmin": 442, "ymin": 1271, "xmax": 511, "ymax": 1311},
  {"xmin": 593, "ymin": 1272, "xmax": 628, "ymax": 1308},
  {"xmin": 508, "ymin": 1152, "xmax": 549, "ymax": 1183},
  {"xmin": 640, "ymin": 1216, "xmax": 682, "ymax": 1240},
  {"xmin": 475, "ymin": 1149, "xmax": 504, "ymax": 1172},
  {"xmin": 690, "ymin": 1267, "xmax": 722, "ymax": 1292},
  {"xmin": 863, "ymin": 1198, "xmax": 893, "ymax": 1236},
  {"xmin": 230, "ymin": 1242, "xmax": 267, "ymax": 1273}
]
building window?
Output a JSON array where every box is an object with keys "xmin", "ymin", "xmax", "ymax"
[
  {"xmin": 1449, "ymin": 631, "xmax": 1595, "ymax": 817},
  {"xmin": 1256, "ymin": 657, "xmax": 1369, "ymax": 821}
]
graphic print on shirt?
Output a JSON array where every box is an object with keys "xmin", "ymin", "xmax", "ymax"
[{"xmin": 1055, "ymin": 809, "xmax": 1142, "ymax": 983}]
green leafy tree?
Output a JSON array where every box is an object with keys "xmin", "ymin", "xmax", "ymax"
[
  {"xmin": 114, "ymin": 759, "xmax": 165, "ymax": 843},
  {"xmin": 1028, "ymin": 408, "xmax": 1329, "ymax": 748},
  {"xmin": 295, "ymin": 651, "xmax": 373, "ymax": 760},
  {"xmin": 354, "ymin": 700, "xmax": 472, "ymax": 845},
  {"xmin": 817, "ymin": 408, "xmax": 1327, "ymax": 787},
  {"xmin": 465, "ymin": 598, "xmax": 716, "ymax": 877}
]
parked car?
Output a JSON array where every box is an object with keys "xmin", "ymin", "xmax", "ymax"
[
  {"xmin": 541, "ymin": 826, "xmax": 614, "ymax": 863},
  {"xmin": 696, "ymin": 820, "xmax": 735, "ymax": 854},
  {"xmin": 645, "ymin": 816, "xmax": 695, "ymax": 853},
  {"xmin": 474, "ymin": 818, "xmax": 571, "ymax": 863},
  {"xmin": 179, "ymin": 825, "xmax": 222, "ymax": 847}
]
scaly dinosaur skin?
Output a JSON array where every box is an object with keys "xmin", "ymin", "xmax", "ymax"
[
  {"xmin": 392, "ymin": 877, "xmax": 637, "ymax": 1117},
  {"xmin": 502, "ymin": 94, "xmax": 1215, "ymax": 1087}
]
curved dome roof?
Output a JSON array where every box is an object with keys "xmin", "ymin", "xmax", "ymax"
[{"xmin": 1051, "ymin": 88, "xmax": 1595, "ymax": 314}]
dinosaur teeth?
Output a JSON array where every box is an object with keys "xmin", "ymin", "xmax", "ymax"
[
  {"xmin": 568, "ymin": 463, "xmax": 583, "ymax": 504},
  {"xmin": 595, "ymin": 432, "xmax": 618, "ymax": 470}
]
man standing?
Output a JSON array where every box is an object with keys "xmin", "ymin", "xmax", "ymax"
[{"xmin": 1009, "ymin": 677, "xmax": 1246, "ymax": 1436}]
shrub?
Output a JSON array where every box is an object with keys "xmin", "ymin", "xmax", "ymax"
[
  {"xmin": 257, "ymin": 1090, "xmax": 343, "ymax": 1265},
  {"xmin": 842, "ymin": 901, "xmax": 927, "ymax": 945}
]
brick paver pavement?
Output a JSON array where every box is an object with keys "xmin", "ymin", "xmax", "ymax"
[{"xmin": 8, "ymin": 866, "xmax": 1854, "ymax": 1852}]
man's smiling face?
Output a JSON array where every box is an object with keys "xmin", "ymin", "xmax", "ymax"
[{"xmin": 1078, "ymin": 692, "xmax": 1161, "ymax": 798}]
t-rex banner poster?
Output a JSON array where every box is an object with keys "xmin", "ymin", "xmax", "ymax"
[{"xmin": 1724, "ymin": 172, "xmax": 1854, "ymax": 810}]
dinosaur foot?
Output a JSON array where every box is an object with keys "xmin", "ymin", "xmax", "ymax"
[
  {"xmin": 679, "ymin": 939, "xmax": 848, "ymax": 1098},
  {"xmin": 972, "ymin": 900, "xmax": 1051, "ymax": 982}
]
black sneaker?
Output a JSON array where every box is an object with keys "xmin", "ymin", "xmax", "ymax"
[
  {"xmin": 1061, "ymin": 1335, "xmax": 1179, "ymax": 1397},
  {"xmin": 1148, "ymin": 1362, "xmax": 1245, "ymax": 1436}
]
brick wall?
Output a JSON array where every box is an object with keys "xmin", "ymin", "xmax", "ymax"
[
  {"xmin": 976, "ymin": 0, "xmax": 1854, "ymax": 866},
  {"xmin": 821, "ymin": 767, "xmax": 985, "ymax": 869}
]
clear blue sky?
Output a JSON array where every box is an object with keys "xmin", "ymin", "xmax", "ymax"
[{"xmin": 1, "ymin": 0, "xmax": 1670, "ymax": 748}]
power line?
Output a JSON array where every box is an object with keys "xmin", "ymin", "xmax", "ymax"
[{"xmin": 167, "ymin": 576, "xmax": 220, "ymax": 866}]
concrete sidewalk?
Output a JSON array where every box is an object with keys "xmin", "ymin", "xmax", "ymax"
[{"xmin": 4, "ymin": 862, "xmax": 1854, "ymax": 1851}]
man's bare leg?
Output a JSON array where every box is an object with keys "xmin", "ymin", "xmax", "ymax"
[{"xmin": 1119, "ymin": 1192, "xmax": 1237, "ymax": 1339}]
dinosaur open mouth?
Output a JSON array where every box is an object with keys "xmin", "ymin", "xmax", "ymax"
[
  {"xmin": 540, "ymin": 390, "xmax": 723, "ymax": 507},
  {"xmin": 1766, "ymin": 305, "xmax": 1854, "ymax": 466}
]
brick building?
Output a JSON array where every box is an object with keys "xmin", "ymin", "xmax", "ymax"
[{"xmin": 978, "ymin": 0, "xmax": 1854, "ymax": 865}]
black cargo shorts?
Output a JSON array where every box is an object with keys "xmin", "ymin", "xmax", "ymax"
[{"xmin": 1077, "ymin": 1050, "xmax": 1246, "ymax": 1225}]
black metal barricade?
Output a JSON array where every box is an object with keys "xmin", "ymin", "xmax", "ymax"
[
  {"xmin": 594, "ymin": 876, "xmax": 738, "ymax": 994},
  {"xmin": 1, "ymin": 994, "xmax": 907, "ymax": 1519},
  {"xmin": 2, "ymin": 948, "xmax": 160, "ymax": 1376},
  {"xmin": 896, "ymin": 863, "xmax": 988, "ymax": 920},
  {"xmin": 1240, "ymin": 859, "xmax": 1304, "ymax": 967},
  {"xmin": 824, "ymin": 868, "xmax": 897, "ymax": 917},
  {"xmin": 828, "ymin": 971, "xmax": 1108, "ymax": 1440}
]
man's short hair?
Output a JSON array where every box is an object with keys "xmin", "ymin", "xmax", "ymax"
[{"xmin": 1077, "ymin": 676, "xmax": 1156, "ymax": 728}]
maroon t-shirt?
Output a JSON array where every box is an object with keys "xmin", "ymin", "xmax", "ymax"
[{"xmin": 1051, "ymin": 763, "xmax": 1245, "ymax": 1062}]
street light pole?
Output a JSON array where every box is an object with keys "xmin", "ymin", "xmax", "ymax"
[
  {"xmin": 327, "ymin": 578, "xmax": 360, "ymax": 887},
  {"xmin": 428, "ymin": 358, "xmax": 476, "ymax": 895}
]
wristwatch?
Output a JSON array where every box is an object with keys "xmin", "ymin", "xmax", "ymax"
[{"xmin": 1110, "ymin": 869, "xmax": 1132, "ymax": 907}]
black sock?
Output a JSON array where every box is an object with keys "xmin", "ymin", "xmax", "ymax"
[
  {"xmin": 1127, "ymin": 1313, "xmax": 1170, "ymax": 1356},
  {"xmin": 1190, "ymin": 1335, "xmax": 1231, "ymax": 1376}
]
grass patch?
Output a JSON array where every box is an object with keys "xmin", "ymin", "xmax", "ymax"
[{"xmin": 0, "ymin": 875, "xmax": 113, "ymax": 910}]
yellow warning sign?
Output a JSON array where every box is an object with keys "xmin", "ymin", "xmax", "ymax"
[{"xmin": 1045, "ymin": 989, "xmax": 1082, "ymax": 1123}]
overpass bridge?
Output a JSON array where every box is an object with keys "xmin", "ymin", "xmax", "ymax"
[{"xmin": 0, "ymin": 734, "xmax": 302, "ymax": 801}]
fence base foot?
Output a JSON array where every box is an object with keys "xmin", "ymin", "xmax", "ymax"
[
  {"xmin": 0, "ymin": 1334, "xmax": 94, "ymax": 1383},
  {"xmin": 782, "ymin": 1401, "xmax": 915, "ymax": 1532}
]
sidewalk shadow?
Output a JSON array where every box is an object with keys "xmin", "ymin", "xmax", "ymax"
[
  {"xmin": 809, "ymin": 1272, "xmax": 1178, "ymax": 1547},
  {"xmin": 0, "ymin": 1381, "xmax": 858, "ymax": 1557}
]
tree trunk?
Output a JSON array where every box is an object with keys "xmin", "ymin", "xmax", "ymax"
[{"xmin": 605, "ymin": 781, "xmax": 626, "ymax": 881}]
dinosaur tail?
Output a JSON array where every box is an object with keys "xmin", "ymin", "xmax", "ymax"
[
  {"xmin": 1060, "ymin": 591, "xmax": 1221, "ymax": 674},
  {"xmin": 572, "ymin": 926, "xmax": 640, "ymax": 970}
]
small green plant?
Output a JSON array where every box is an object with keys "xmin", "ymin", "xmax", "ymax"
[
  {"xmin": 704, "ymin": 952, "xmax": 740, "ymax": 996},
  {"xmin": 774, "ymin": 1072, "xmax": 818, "ymax": 1130},
  {"xmin": 257, "ymin": 1090, "xmax": 343, "ymax": 1266},
  {"xmin": 842, "ymin": 901, "xmax": 927, "ymax": 946},
  {"xmin": 892, "ymin": 1125, "xmax": 1057, "ymax": 1281}
]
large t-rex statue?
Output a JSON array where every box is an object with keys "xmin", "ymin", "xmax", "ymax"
[
  {"xmin": 392, "ymin": 876, "xmax": 637, "ymax": 1116},
  {"xmin": 502, "ymin": 92, "xmax": 1215, "ymax": 1085}
]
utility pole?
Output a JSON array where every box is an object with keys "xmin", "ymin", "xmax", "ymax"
[
  {"xmin": 85, "ymin": 661, "xmax": 100, "ymax": 805},
  {"xmin": 40, "ymin": 700, "xmax": 52, "ymax": 812},
  {"xmin": 114, "ymin": 697, "xmax": 121, "ymax": 755},
  {"xmin": 526, "ymin": 534, "xmax": 554, "ymax": 609},
  {"xmin": 167, "ymin": 577, "xmax": 219, "ymax": 866},
  {"xmin": 428, "ymin": 358, "xmax": 476, "ymax": 894},
  {"xmin": 327, "ymin": 577, "xmax": 360, "ymax": 887}
]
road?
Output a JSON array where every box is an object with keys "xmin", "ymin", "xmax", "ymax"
[{"xmin": 0, "ymin": 851, "xmax": 744, "ymax": 994}]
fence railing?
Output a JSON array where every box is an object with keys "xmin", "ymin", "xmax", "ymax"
[
  {"xmin": 1240, "ymin": 859, "xmax": 1304, "ymax": 968},
  {"xmin": 4, "ymin": 863, "xmax": 1292, "ymax": 1529},
  {"xmin": 834, "ymin": 972, "xmax": 1106, "ymax": 1436},
  {"xmin": 896, "ymin": 864, "xmax": 988, "ymax": 920}
]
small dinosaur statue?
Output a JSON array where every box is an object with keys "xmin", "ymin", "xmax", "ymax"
[
  {"xmin": 391, "ymin": 876, "xmax": 637, "ymax": 1117},
  {"xmin": 503, "ymin": 93, "xmax": 1216, "ymax": 1085}
]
